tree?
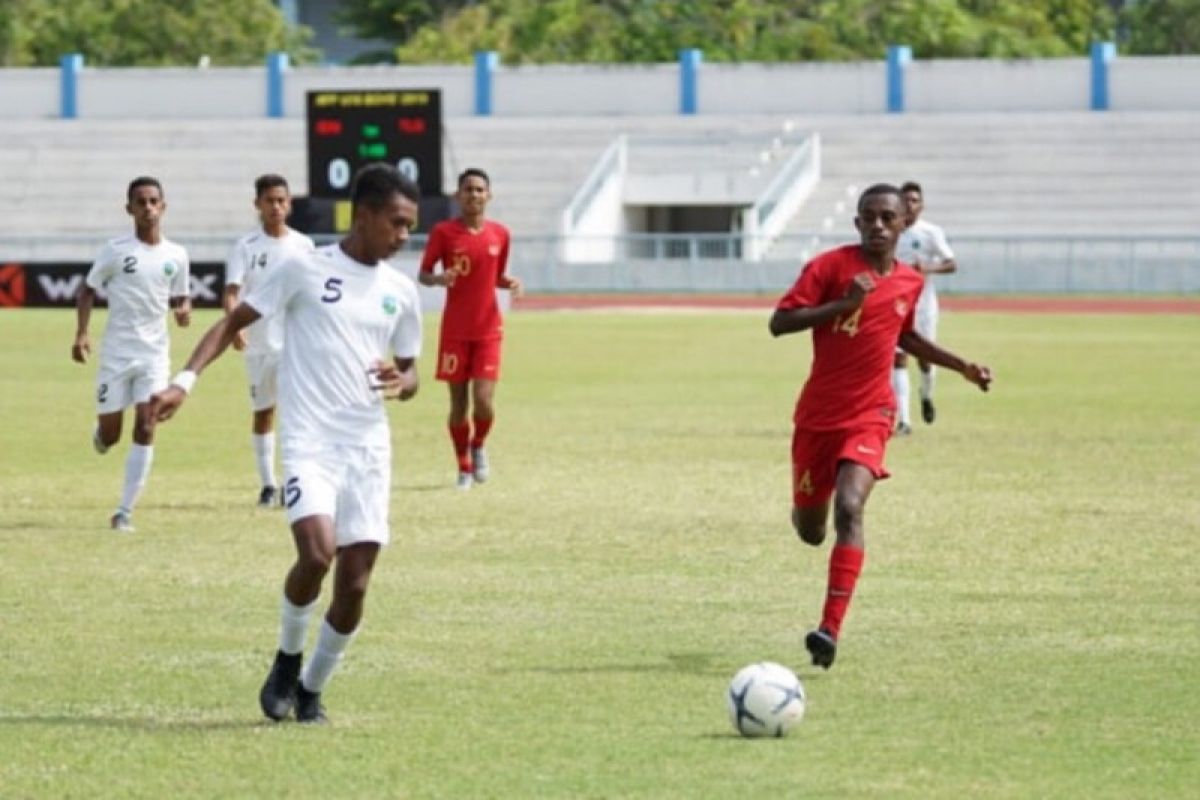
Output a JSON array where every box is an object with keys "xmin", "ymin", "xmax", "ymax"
[
  {"xmin": 0, "ymin": 0, "xmax": 317, "ymax": 67},
  {"xmin": 1121, "ymin": 0, "xmax": 1200, "ymax": 53}
]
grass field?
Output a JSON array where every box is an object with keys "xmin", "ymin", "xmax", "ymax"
[{"xmin": 1, "ymin": 306, "xmax": 1197, "ymax": 799}]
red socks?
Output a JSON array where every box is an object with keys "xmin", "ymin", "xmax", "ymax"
[
  {"xmin": 820, "ymin": 544, "xmax": 865, "ymax": 639},
  {"xmin": 471, "ymin": 415, "xmax": 493, "ymax": 449},
  {"xmin": 448, "ymin": 422, "xmax": 471, "ymax": 473}
]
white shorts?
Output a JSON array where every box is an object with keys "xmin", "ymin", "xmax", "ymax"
[
  {"xmin": 96, "ymin": 356, "xmax": 168, "ymax": 414},
  {"xmin": 915, "ymin": 291, "xmax": 939, "ymax": 341},
  {"xmin": 280, "ymin": 440, "xmax": 392, "ymax": 547},
  {"xmin": 244, "ymin": 351, "xmax": 280, "ymax": 412}
]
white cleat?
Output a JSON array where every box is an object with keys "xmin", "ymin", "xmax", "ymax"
[
  {"xmin": 455, "ymin": 472, "xmax": 474, "ymax": 491},
  {"xmin": 92, "ymin": 427, "xmax": 110, "ymax": 454},
  {"xmin": 470, "ymin": 446, "xmax": 489, "ymax": 484},
  {"xmin": 110, "ymin": 511, "xmax": 135, "ymax": 533}
]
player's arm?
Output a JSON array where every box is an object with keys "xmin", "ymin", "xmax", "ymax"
[
  {"xmin": 370, "ymin": 356, "xmax": 419, "ymax": 402},
  {"xmin": 921, "ymin": 257, "xmax": 958, "ymax": 276},
  {"xmin": 222, "ymin": 283, "xmax": 248, "ymax": 350},
  {"xmin": 417, "ymin": 228, "xmax": 456, "ymax": 287},
  {"xmin": 769, "ymin": 272, "xmax": 874, "ymax": 337},
  {"xmin": 150, "ymin": 302, "xmax": 263, "ymax": 421},
  {"xmin": 72, "ymin": 285, "xmax": 96, "ymax": 363},
  {"xmin": 170, "ymin": 294, "xmax": 192, "ymax": 328},
  {"xmin": 897, "ymin": 329, "xmax": 991, "ymax": 390},
  {"xmin": 494, "ymin": 234, "xmax": 522, "ymax": 297}
]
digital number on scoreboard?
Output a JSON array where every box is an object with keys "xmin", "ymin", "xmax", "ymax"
[{"xmin": 306, "ymin": 89, "xmax": 443, "ymax": 199}]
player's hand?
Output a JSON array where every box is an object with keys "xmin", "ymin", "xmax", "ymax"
[
  {"xmin": 368, "ymin": 360, "xmax": 418, "ymax": 401},
  {"xmin": 441, "ymin": 269, "xmax": 459, "ymax": 288},
  {"xmin": 844, "ymin": 272, "xmax": 876, "ymax": 308},
  {"xmin": 174, "ymin": 308, "xmax": 191, "ymax": 328},
  {"xmin": 232, "ymin": 329, "xmax": 248, "ymax": 352},
  {"xmin": 506, "ymin": 276, "xmax": 524, "ymax": 299},
  {"xmin": 962, "ymin": 363, "xmax": 992, "ymax": 392},
  {"xmin": 150, "ymin": 385, "xmax": 187, "ymax": 422},
  {"xmin": 72, "ymin": 334, "xmax": 91, "ymax": 364}
]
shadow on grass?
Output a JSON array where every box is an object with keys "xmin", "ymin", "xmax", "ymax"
[
  {"xmin": 506, "ymin": 651, "xmax": 731, "ymax": 677},
  {"xmin": 0, "ymin": 714, "xmax": 275, "ymax": 732}
]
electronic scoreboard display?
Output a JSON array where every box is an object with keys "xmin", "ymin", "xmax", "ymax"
[{"xmin": 306, "ymin": 89, "xmax": 443, "ymax": 199}]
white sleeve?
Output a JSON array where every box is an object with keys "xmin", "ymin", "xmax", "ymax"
[
  {"xmin": 390, "ymin": 280, "xmax": 423, "ymax": 360},
  {"xmin": 243, "ymin": 255, "xmax": 297, "ymax": 319},
  {"xmin": 171, "ymin": 247, "xmax": 191, "ymax": 298},
  {"xmin": 929, "ymin": 224, "xmax": 955, "ymax": 261},
  {"xmin": 85, "ymin": 242, "xmax": 117, "ymax": 289},
  {"xmin": 225, "ymin": 238, "xmax": 247, "ymax": 287}
]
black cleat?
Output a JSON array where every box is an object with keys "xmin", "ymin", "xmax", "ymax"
[
  {"xmin": 258, "ymin": 486, "xmax": 278, "ymax": 508},
  {"xmin": 295, "ymin": 684, "xmax": 328, "ymax": 724},
  {"xmin": 921, "ymin": 397, "xmax": 937, "ymax": 424},
  {"xmin": 259, "ymin": 650, "xmax": 301, "ymax": 721},
  {"xmin": 895, "ymin": 422, "xmax": 913, "ymax": 437},
  {"xmin": 805, "ymin": 628, "xmax": 838, "ymax": 670}
]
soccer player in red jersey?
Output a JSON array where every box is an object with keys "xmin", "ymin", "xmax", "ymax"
[
  {"xmin": 769, "ymin": 184, "xmax": 992, "ymax": 670},
  {"xmin": 419, "ymin": 168, "xmax": 523, "ymax": 489}
]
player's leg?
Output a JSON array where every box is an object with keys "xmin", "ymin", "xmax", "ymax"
[
  {"xmin": 110, "ymin": 364, "xmax": 162, "ymax": 531},
  {"xmin": 916, "ymin": 305, "xmax": 939, "ymax": 424},
  {"xmin": 469, "ymin": 376, "xmax": 498, "ymax": 483},
  {"xmin": 891, "ymin": 350, "xmax": 912, "ymax": 435},
  {"xmin": 295, "ymin": 444, "xmax": 390, "ymax": 723},
  {"xmin": 437, "ymin": 338, "xmax": 474, "ymax": 488},
  {"xmin": 790, "ymin": 427, "xmax": 835, "ymax": 546},
  {"xmin": 93, "ymin": 359, "xmax": 127, "ymax": 453},
  {"xmin": 248, "ymin": 355, "xmax": 280, "ymax": 505},
  {"xmin": 94, "ymin": 411, "xmax": 123, "ymax": 454}
]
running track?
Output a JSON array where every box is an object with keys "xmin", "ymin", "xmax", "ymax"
[{"xmin": 514, "ymin": 294, "xmax": 1200, "ymax": 314}]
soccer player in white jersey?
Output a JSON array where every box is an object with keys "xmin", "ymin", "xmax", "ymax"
[
  {"xmin": 224, "ymin": 174, "xmax": 316, "ymax": 507},
  {"xmin": 151, "ymin": 164, "xmax": 422, "ymax": 724},
  {"xmin": 72, "ymin": 176, "xmax": 192, "ymax": 532},
  {"xmin": 892, "ymin": 181, "xmax": 958, "ymax": 435}
]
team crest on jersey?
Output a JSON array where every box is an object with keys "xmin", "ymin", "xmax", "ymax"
[
  {"xmin": 381, "ymin": 295, "xmax": 398, "ymax": 315},
  {"xmin": 894, "ymin": 298, "xmax": 909, "ymax": 317},
  {"xmin": 162, "ymin": 261, "xmax": 177, "ymax": 277}
]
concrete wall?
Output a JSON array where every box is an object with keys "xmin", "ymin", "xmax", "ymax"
[{"xmin": 7, "ymin": 55, "xmax": 1200, "ymax": 120}]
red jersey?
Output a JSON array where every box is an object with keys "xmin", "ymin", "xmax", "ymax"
[
  {"xmin": 776, "ymin": 244, "xmax": 923, "ymax": 431},
  {"xmin": 420, "ymin": 218, "xmax": 511, "ymax": 340}
]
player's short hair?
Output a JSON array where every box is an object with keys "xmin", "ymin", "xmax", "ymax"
[
  {"xmin": 458, "ymin": 167, "xmax": 490, "ymax": 188},
  {"xmin": 857, "ymin": 183, "xmax": 903, "ymax": 211},
  {"xmin": 900, "ymin": 180, "xmax": 923, "ymax": 196},
  {"xmin": 350, "ymin": 163, "xmax": 420, "ymax": 210},
  {"xmin": 254, "ymin": 174, "xmax": 289, "ymax": 198},
  {"xmin": 127, "ymin": 176, "xmax": 163, "ymax": 202}
]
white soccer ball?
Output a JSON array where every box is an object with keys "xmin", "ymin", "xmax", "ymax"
[{"xmin": 727, "ymin": 661, "xmax": 806, "ymax": 738}]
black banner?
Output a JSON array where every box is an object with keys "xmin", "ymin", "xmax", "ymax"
[{"xmin": 1, "ymin": 262, "xmax": 227, "ymax": 308}]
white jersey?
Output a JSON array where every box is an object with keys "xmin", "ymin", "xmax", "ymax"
[
  {"xmin": 897, "ymin": 218, "xmax": 954, "ymax": 308},
  {"xmin": 85, "ymin": 235, "xmax": 190, "ymax": 364},
  {"xmin": 243, "ymin": 243, "xmax": 423, "ymax": 447},
  {"xmin": 225, "ymin": 227, "xmax": 315, "ymax": 356}
]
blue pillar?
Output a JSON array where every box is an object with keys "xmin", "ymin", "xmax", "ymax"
[
  {"xmin": 1090, "ymin": 41, "xmax": 1116, "ymax": 111},
  {"xmin": 266, "ymin": 51, "xmax": 289, "ymax": 118},
  {"xmin": 886, "ymin": 45, "xmax": 912, "ymax": 114},
  {"xmin": 59, "ymin": 53, "xmax": 83, "ymax": 119},
  {"xmin": 679, "ymin": 48, "xmax": 702, "ymax": 115},
  {"xmin": 474, "ymin": 50, "xmax": 498, "ymax": 116}
]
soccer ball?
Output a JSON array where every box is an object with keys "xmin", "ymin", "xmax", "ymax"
[{"xmin": 727, "ymin": 661, "xmax": 806, "ymax": 738}]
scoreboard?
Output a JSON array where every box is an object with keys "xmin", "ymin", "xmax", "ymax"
[{"xmin": 306, "ymin": 89, "xmax": 443, "ymax": 199}]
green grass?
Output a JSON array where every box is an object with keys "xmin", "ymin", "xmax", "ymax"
[{"xmin": 1, "ymin": 307, "xmax": 1197, "ymax": 799}]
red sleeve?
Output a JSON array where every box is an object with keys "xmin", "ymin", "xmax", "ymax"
[
  {"xmin": 494, "ymin": 226, "xmax": 510, "ymax": 286},
  {"xmin": 419, "ymin": 224, "xmax": 443, "ymax": 274},
  {"xmin": 776, "ymin": 255, "xmax": 831, "ymax": 311}
]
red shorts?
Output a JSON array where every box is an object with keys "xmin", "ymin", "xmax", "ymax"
[
  {"xmin": 791, "ymin": 423, "xmax": 892, "ymax": 508},
  {"xmin": 436, "ymin": 337, "xmax": 502, "ymax": 383}
]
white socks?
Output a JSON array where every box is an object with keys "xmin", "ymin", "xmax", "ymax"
[
  {"xmin": 253, "ymin": 433, "xmax": 276, "ymax": 488},
  {"xmin": 119, "ymin": 444, "xmax": 153, "ymax": 513},
  {"xmin": 279, "ymin": 595, "xmax": 319, "ymax": 655},
  {"xmin": 891, "ymin": 368, "xmax": 911, "ymax": 426},
  {"xmin": 301, "ymin": 619, "xmax": 356, "ymax": 694},
  {"xmin": 920, "ymin": 368, "xmax": 936, "ymax": 401}
]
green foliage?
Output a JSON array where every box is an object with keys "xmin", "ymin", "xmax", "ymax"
[
  {"xmin": 380, "ymin": 0, "xmax": 1119, "ymax": 63},
  {"xmin": 0, "ymin": 308, "xmax": 1198, "ymax": 797},
  {"xmin": 1121, "ymin": 0, "xmax": 1200, "ymax": 54},
  {"xmin": 0, "ymin": 0, "xmax": 317, "ymax": 67}
]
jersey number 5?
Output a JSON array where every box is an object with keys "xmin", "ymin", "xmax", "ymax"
[{"xmin": 321, "ymin": 277, "xmax": 343, "ymax": 303}]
